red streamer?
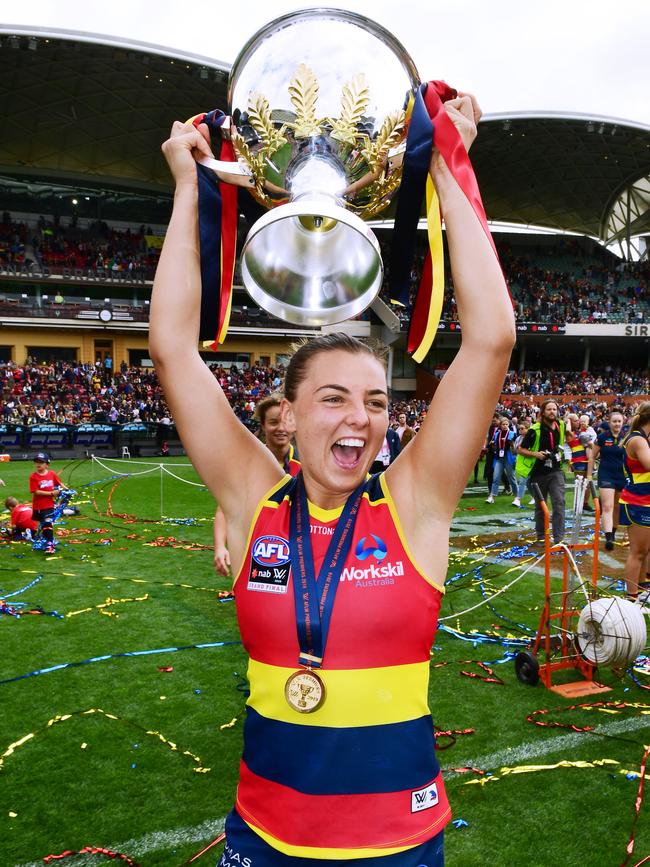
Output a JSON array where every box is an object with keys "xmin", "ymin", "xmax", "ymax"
[
  {"xmin": 43, "ymin": 845, "xmax": 140, "ymax": 865},
  {"xmin": 622, "ymin": 743, "xmax": 650, "ymax": 866}
]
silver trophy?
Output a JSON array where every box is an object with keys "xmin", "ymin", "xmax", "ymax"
[{"xmin": 199, "ymin": 9, "xmax": 420, "ymax": 325}]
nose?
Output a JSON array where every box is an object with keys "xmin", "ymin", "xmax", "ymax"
[{"xmin": 345, "ymin": 399, "xmax": 370, "ymax": 428}]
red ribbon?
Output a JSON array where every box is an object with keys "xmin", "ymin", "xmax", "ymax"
[{"xmin": 408, "ymin": 80, "xmax": 509, "ymax": 357}]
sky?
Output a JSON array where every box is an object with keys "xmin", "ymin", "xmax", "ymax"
[{"xmin": 3, "ymin": 0, "xmax": 650, "ymax": 126}]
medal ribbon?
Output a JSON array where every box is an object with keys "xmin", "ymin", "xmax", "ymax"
[{"xmin": 289, "ymin": 474, "xmax": 366, "ymax": 669}]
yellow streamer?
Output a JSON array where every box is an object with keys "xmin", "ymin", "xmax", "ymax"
[
  {"xmin": 411, "ymin": 176, "xmax": 445, "ymax": 364},
  {"xmin": 66, "ymin": 594, "xmax": 150, "ymax": 618},
  {"xmin": 0, "ymin": 707, "xmax": 210, "ymax": 773}
]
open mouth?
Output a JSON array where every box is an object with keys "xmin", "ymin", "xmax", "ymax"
[{"xmin": 331, "ymin": 437, "xmax": 365, "ymax": 470}]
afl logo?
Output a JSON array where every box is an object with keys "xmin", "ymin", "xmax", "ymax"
[{"xmin": 252, "ymin": 535, "xmax": 291, "ymax": 566}]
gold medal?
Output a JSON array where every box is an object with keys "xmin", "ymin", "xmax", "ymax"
[{"xmin": 285, "ymin": 669, "xmax": 325, "ymax": 713}]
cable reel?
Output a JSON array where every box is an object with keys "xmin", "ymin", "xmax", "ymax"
[{"xmin": 576, "ymin": 598, "xmax": 647, "ymax": 668}]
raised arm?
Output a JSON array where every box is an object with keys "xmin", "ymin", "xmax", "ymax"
[
  {"xmin": 149, "ymin": 122, "xmax": 282, "ymax": 537},
  {"xmin": 387, "ymin": 94, "xmax": 516, "ymax": 526}
]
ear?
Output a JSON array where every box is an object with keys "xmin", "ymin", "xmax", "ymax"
[{"xmin": 280, "ymin": 397, "xmax": 297, "ymax": 435}]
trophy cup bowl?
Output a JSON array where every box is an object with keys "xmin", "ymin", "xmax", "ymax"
[{"xmin": 226, "ymin": 8, "xmax": 420, "ymax": 326}]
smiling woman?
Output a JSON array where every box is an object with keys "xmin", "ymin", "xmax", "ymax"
[{"xmin": 148, "ymin": 92, "xmax": 515, "ymax": 866}]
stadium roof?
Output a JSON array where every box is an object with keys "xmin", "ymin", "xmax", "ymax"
[{"xmin": 2, "ymin": 27, "xmax": 649, "ymax": 254}]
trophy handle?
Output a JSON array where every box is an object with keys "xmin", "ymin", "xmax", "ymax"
[{"xmin": 196, "ymin": 154, "xmax": 256, "ymax": 187}]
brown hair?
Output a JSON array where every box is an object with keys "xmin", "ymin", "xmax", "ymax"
[
  {"xmin": 629, "ymin": 401, "xmax": 650, "ymax": 433},
  {"xmin": 253, "ymin": 392, "xmax": 283, "ymax": 426},
  {"xmin": 283, "ymin": 333, "xmax": 387, "ymax": 403},
  {"xmin": 4, "ymin": 497, "xmax": 18, "ymax": 509}
]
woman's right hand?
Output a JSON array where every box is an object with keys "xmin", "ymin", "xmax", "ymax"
[
  {"xmin": 161, "ymin": 121, "xmax": 214, "ymax": 187},
  {"xmin": 214, "ymin": 545, "xmax": 232, "ymax": 577}
]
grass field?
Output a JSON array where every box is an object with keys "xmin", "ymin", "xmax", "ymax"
[{"xmin": 0, "ymin": 457, "xmax": 648, "ymax": 866}]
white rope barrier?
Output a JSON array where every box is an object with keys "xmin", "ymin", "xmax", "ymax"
[
  {"xmin": 160, "ymin": 465, "xmax": 208, "ymax": 488},
  {"xmin": 439, "ymin": 554, "xmax": 546, "ymax": 622},
  {"xmin": 90, "ymin": 455, "xmax": 194, "ymax": 468},
  {"xmin": 91, "ymin": 456, "xmax": 162, "ymax": 478}
]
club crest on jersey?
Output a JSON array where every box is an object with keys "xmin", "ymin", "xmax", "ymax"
[
  {"xmin": 355, "ymin": 534, "xmax": 388, "ymax": 562},
  {"xmin": 248, "ymin": 534, "xmax": 291, "ymax": 594}
]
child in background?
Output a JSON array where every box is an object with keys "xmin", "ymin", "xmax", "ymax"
[
  {"xmin": 4, "ymin": 496, "xmax": 39, "ymax": 540},
  {"xmin": 29, "ymin": 452, "xmax": 66, "ymax": 555}
]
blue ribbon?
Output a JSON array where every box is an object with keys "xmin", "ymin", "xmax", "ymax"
[
  {"xmin": 289, "ymin": 474, "xmax": 365, "ymax": 668},
  {"xmin": 196, "ymin": 109, "xmax": 227, "ymax": 342},
  {"xmin": 389, "ymin": 86, "xmax": 434, "ymax": 307}
]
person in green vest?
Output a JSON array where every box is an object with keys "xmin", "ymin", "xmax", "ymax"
[{"xmin": 517, "ymin": 400, "xmax": 566, "ymax": 543}]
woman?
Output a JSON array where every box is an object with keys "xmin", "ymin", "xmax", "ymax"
[
  {"xmin": 589, "ymin": 410, "xmax": 626, "ymax": 550},
  {"xmin": 512, "ymin": 419, "xmax": 530, "ymax": 507},
  {"xmin": 214, "ymin": 392, "xmax": 300, "ymax": 575},
  {"xmin": 149, "ymin": 93, "xmax": 514, "ymax": 865},
  {"xmin": 619, "ymin": 402, "xmax": 650, "ymax": 602},
  {"xmin": 485, "ymin": 416, "xmax": 516, "ymax": 505}
]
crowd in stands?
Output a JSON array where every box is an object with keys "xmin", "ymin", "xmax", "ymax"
[
  {"xmin": 377, "ymin": 234, "xmax": 650, "ymax": 326},
  {"xmin": 502, "ymin": 367, "xmax": 650, "ymax": 396},
  {"xmin": 0, "ymin": 359, "xmax": 647, "ymax": 430},
  {"xmin": 0, "ymin": 214, "xmax": 161, "ymax": 279},
  {"xmin": 3, "ymin": 215, "xmax": 649, "ymax": 327}
]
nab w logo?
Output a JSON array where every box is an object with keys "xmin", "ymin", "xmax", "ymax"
[
  {"xmin": 355, "ymin": 534, "xmax": 387, "ymax": 562},
  {"xmin": 411, "ymin": 782, "xmax": 439, "ymax": 813},
  {"xmin": 252, "ymin": 535, "xmax": 291, "ymax": 566}
]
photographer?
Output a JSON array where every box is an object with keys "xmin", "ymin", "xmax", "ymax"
[{"xmin": 517, "ymin": 399, "xmax": 566, "ymax": 544}]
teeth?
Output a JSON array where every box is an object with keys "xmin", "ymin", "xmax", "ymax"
[{"xmin": 335, "ymin": 438, "xmax": 365, "ymax": 448}]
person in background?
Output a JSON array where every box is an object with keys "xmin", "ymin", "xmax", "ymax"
[
  {"xmin": 513, "ymin": 419, "xmax": 531, "ymax": 507},
  {"xmin": 369, "ymin": 424, "xmax": 400, "ymax": 475},
  {"xmin": 589, "ymin": 410, "xmax": 626, "ymax": 550},
  {"xmin": 214, "ymin": 393, "xmax": 300, "ymax": 576},
  {"xmin": 395, "ymin": 412, "xmax": 415, "ymax": 447},
  {"xmin": 4, "ymin": 495, "xmax": 38, "ymax": 540},
  {"xmin": 566, "ymin": 412, "xmax": 594, "ymax": 512},
  {"xmin": 619, "ymin": 402, "xmax": 650, "ymax": 602},
  {"xmin": 517, "ymin": 399, "xmax": 566, "ymax": 544},
  {"xmin": 29, "ymin": 452, "xmax": 66, "ymax": 555},
  {"xmin": 486, "ymin": 416, "xmax": 517, "ymax": 505}
]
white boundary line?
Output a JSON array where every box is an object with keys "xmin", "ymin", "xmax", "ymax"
[
  {"xmin": 443, "ymin": 714, "xmax": 650, "ymax": 779},
  {"xmin": 17, "ymin": 817, "xmax": 225, "ymax": 867}
]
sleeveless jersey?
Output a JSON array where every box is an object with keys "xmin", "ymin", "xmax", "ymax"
[
  {"xmin": 567, "ymin": 434, "xmax": 588, "ymax": 472},
  {"xmin": 233, "ymin": 473, "xmax": 450, "ymax": 860},
  {"xmin": 621, "ymin": 431, "xmax": 650, "ymax": 510}
]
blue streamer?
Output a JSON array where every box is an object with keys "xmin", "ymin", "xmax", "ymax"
[{"xmin": 0, "ymin": 639, "xmax": 242, "ymax": 686}]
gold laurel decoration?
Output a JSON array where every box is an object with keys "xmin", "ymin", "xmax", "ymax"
[
  {"xmin": 330, "ymin": 73, "xmax": 371, "ymax": 146},
  {"xmin": 356, "ymin": 169, "xmax": 404, "ymax": 218},
  {"xmin": 247, "ymin": 91, "xmax": 288, "ymax": 154},
  {"xmin": 361, "ymin": 109, "xmax": 406, "ymax": 170},
  {"xmin": 230, "ymin": 130, "xmax": 271, "ymax": 206},
  {"xmin": 287, "ymin": 64, "xmax": 322, "ymax": 138}
]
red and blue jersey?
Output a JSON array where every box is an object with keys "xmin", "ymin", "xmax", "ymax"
[
  {"xmin": 233, "ymin": 473, "xmax": 450, "ymax": 860},
  {"xmin": 567, "ymin": 435, "xmax": 588, "ymax": 472},
  {"xmin": 621, "ymin": 431, "xmax": 650, "ymax": 510}
]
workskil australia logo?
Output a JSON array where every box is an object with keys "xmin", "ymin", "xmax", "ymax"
[
  {"xmin": 342, "ymin": 534, "xmax": 402, "ymax": 587},
  {"xmin": 248, "ymin": 534, "xmax": 291, "ymax": 594},
  {"xmin": 355, "ymin": 534, "xmax": 387, "ymax": 561}
]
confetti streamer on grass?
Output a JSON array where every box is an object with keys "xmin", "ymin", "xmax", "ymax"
[{"xmin": 0, "ymin": 707, "xmax": 210, "ymax": 773}]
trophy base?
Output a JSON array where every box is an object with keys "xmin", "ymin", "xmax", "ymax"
[{"xmin": 241, "ymin": 199, "xmax": 384, "ymax": 327}]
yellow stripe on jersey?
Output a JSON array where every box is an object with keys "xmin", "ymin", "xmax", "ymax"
[
  {"xmin": 378, "ymin": 474, "xmax": 446, "ymax": 593},
  {"xmin": 242, "ymin": 818, "xmax": 414, "ymax": 859},
  {"xmin": 246, "ymin": 658, "xmax": 431, "ymax": 727}
]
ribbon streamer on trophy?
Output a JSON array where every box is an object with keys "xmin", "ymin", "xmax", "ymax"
[{"xmin": 188, "ymin": 9, "xmax": 503, "ymax": 358}]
